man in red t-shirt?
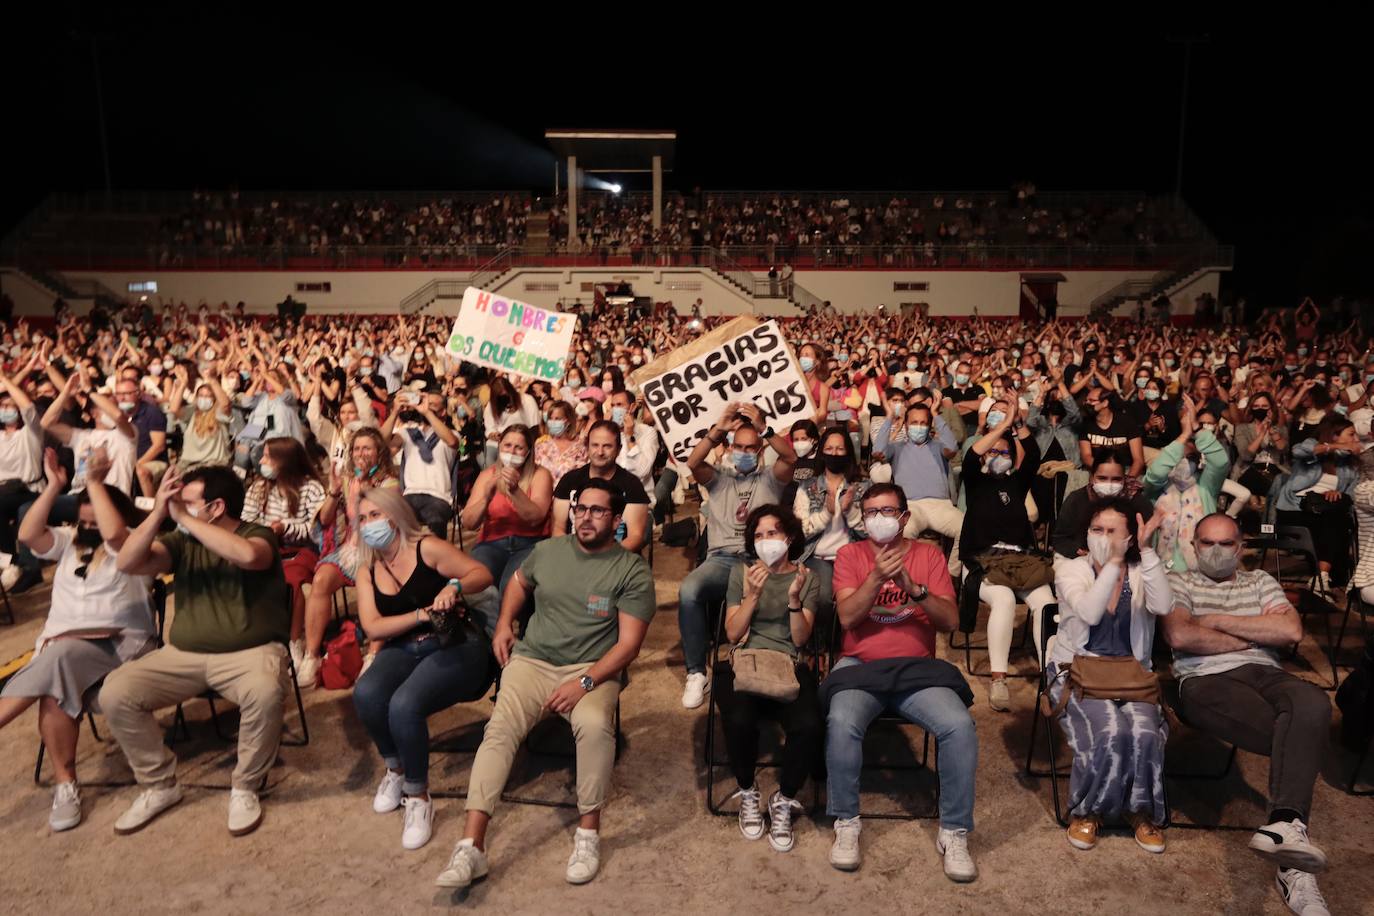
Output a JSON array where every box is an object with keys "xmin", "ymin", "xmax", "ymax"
[{"xmin": 824, "ymin": 483, "xmax": 978, "ymax": 883}]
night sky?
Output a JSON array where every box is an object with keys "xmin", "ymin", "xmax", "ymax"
[{"xmin": 5, "ymin": 11, "xmax": 1368, "ymax": 306}]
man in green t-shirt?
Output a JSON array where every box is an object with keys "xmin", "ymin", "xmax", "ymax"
[
  {"xmin": 101, "ymin": 465, "xmax": 289, "ymax": 839},
  {"xmin": 436, "ymin": 478, "xmax": 654, "ymax": 891}
]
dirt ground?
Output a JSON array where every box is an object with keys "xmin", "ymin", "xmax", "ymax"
[{"xmin": 2, "ymin": 530, "xmax": 1372, "ymax": 916}]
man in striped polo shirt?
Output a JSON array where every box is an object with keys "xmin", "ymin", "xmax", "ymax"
[{"xmin": 1162, "ymin": 512, "xmax": 1333, "ymax": 916}]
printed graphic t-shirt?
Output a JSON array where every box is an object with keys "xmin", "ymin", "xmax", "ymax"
[{"xmin": 832, "ymin": 539, "xmax": 955, "ymax": 662}]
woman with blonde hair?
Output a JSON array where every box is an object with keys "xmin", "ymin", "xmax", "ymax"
[
  {"xmin": 350, "ymin": 487, "xmax": 495, "ymax": 851},
  {"xmin": 168, "ymin": 367, "xmax": 232, "ymax": 471},
  {"xmin": 298, "ymin": 426, "xmax": 399, "ymax": 686},
  {"xmin": 461, "ymin": 424, "xmax": 552, "ymax": 594},
  {"xmin": 533, "ymin": 400, "xmax": 587, "ymax": 487}
]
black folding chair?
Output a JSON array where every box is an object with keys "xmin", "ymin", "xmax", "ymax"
[
  {"xmin": 950, "ymin": 556, "xmax": 1037, "ymax": 678},
  {"xmin": 1246, "ymin": 525, "xmax": 1339, "ymax": 688}
]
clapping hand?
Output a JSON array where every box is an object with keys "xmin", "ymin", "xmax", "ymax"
[
  {"xmin": 743, "ymin": 561, "xmax": 770, "ymax": 598},
  {"xmin": 42, "ymin": 447, "xmax": 68, "ymax": 490},
  {"xmin": 788, "ymin": 565, "xmax": 810, "ymax": 605}
]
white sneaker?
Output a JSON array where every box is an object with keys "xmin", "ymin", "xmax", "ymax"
[
  {"xmin": 435, "ymin": 838, "xmax": 489, "ymax": 888},
  {"xmin": 401, "ymin": 796, "xmax": 434, "ymax": 850},
  {"xmin": 373, "ymin": 770, "xmax": 404, "ymax": 813},
  {"xmin": 767, "ymin": 791, "xmax": 803, "ymax": 853},
  {"xmin": 937, "ymin": 826, "xmax": 979, "ymax": 883},
  {"xmin": 50, "ymin": 781, "xmax": 82, "ymax": 832},
  {"xmin": 288, "ymin": 639, "xmax": 306, "ymax": 670},
  {"xmin": 1250, "ymin": 819, "xmax": 1328, "ymax": 874},
  {"xmin": 1277, "ymin": 867, "xmax": 1331, "ymax": 916},
  {"xmin": 0, "ymin": 563, "xmax": 21, "ymax": 590},
  {"xmin": 733, "ymin": 786, "xmax": 764, "ymax": 840},
  {"xmin": 988, "ymin": 679, "xmax": 1011, "ymax": 712},
  {"xmin": 566, "ymin": 827, "xmax": 600, "ymax": 884},
  {"xmin": 681, "ymin": 672, "xmax": 709, "ymax": 709},
  {"xmin": 114, "ymin": 784, "xmax": 184, "ymax": 835},
  {"xmin": 1315, "ymin": 572, "xmax": 1332, "ymax": 595},
  {"xmin": 228, "ymin": 788, "xmax": 263, "ymax": 836},
  {"xmin": 296, "ymin": 653, "xmax": 321, "ymax": 689},
  {"xmin": 829, "ymin": 816, "xmax": 862, "ymax": 871}
]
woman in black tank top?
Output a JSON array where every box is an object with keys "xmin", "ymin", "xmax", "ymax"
[{"xmin": 350, "ymin": 488, "xmax": 495, "ymax": 851}]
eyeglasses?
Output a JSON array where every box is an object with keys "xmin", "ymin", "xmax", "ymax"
[
  {"xmin": 74, "ymin": 550, "xmax": 94, "ymax": 580},
  {"xmin": 862, "ymin": 507, "xmax": 903, "ymax": 520},
  {"xmin": 571, "ymin": 505, "xmax": 613, "ymax": 521}
]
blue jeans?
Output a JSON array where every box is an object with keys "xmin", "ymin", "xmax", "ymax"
[
  {"xmin": 352, "ymin": 635, "xmax": 493, "ymax": 795},
  {"xmin": 15, "ymin": 494, "xmax": 79, "ymax": 571},
  {"xmin": 653, "ymin": 467, "xmax": 679, "ymax": 525},
  {"xmin": 470, "ymin": 535, "xmax": 541, "ymax": 597},
  {"xmin": 825, "ymin": 656, "xmax": 978, "ymax": 830},
  {"xmin": 677, "ymin": 551, "xmax": 740, "ymax": 675}
]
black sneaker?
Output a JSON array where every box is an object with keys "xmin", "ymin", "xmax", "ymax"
[{"xmin": 10, "ymin": 567, "xmax": 44, "ymax": 594}]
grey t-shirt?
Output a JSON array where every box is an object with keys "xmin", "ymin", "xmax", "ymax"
[
  {"xmin": 1167, "ymin": 568, "xmax": 1287, "ymax": 682},
  {"xmin": 725, "ymin": 562, "xmax": 822, "ymax": 658},
  {"xmin": 703, "ymin": 465, "xmax": 784, "ymax": 557}
]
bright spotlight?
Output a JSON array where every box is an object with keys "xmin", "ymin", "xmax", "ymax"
[{"xmin": 609, "ymin": 183, "xmax": 622, "ymax": 194}]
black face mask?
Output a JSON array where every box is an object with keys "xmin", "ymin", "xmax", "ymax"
[
  {"xmin": 823, "ymin": 454, "xmax": 850, "ymax": 474},
  {"xmin": 75, "ymin": 526, "xmax": 103, "ymax": 548},
  {"xmin": 1251, "ymin": 408, "xmax": 1270, "ymax": 422}
]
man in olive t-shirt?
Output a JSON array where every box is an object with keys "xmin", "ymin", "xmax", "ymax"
[
  {"xmin": 101, "ymin": 465, "xmax": 289, "ymax": 839},
  {"xmin": 436, "ymin": 479, "xmax": 654, "ymax": 890}
]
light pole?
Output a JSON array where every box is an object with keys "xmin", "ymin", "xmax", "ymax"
[{"xmin": 1168, "ymin": 34, "xmax": 1209, "ymax": 198}]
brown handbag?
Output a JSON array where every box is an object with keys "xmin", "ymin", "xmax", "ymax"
[
  {"xmin": 1040, "ymin": 654, "xmax": 1177, "ymax": 727},
  {"xmin": 730, "ymin": 629, "xmax": 800, "ymax": 702}
]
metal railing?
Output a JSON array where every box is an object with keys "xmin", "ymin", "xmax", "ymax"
[
  {"xmin": 47, "ymin": 189, "xmax": 537, "ymax": 215},
  {"xmin": 2, "ymin": 241, "xmax": 1235, "ymax": 274}
]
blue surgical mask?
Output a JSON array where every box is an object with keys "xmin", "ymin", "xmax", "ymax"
[
  {"xmin": 1144, "ymin": 389, "xmax": 1161, "ymax": 401},
  {"xmin": 259, "ymin": 463, "xmax": 277, "ymax": 480},
  {"xmin": 986, "ymin": 410, "xmax": 1007, "ymax": 428},
  {"xmin": 611, "ymin": 406, "xmax": 628, "ymax": 425},
  {"xmin": 1164, "ymin": 358, "xmax": 1176, "ymax": 368},
  {"xmin": 732, "ymin": 450, "xmax": 758, "ymax": 474},
  {"xmin": 906, "ymin": 361, "xmax": 919, "ymax": 371},
  {"xmin": 361, "ymin": 519, "xmax": 396, "ymax": 549},
  {"xmin": 908, "ymin": 425, "xmax": 930, "ymax": 444},
  {"xmin": 1022, "ymin": 368, "xmax": 1035, "ymax": 378},
  {"xmin": 955, "ymin": 373, "xmax": 970, "ymax": 386},
  {"xmin": 547, "ymin": 419, "xmax": 567, "ymax": 437},
  {"xmin": 799, "ymin": 356, "xmax": 816, "ymax": 373},
  {"xmin": 0, "ymin": 408, "xmax": 18, "ymax": 425},
  {"xmin": 1135, "ymin": 377, "xmax": 1149, "ymax": 389}
]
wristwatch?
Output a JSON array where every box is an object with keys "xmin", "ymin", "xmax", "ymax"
[
  {"xmin": 447, "ymin": 577, "xmax": 463, "ymax": 594},
  {"xmin": 578, "ymin": 675, "xmax": 595, "ymax": 692},
  {"xmin": 761, "ymin": 426, "xmax": 775, "ymax": 440},
  {"xmin": 912, "ymin": 584, "xmax": 929, "ymax": 602}
]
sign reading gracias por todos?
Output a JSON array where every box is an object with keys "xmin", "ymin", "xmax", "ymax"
[
  {"xmin": 445, "ymin": 288, "xmax": 576, "ymax": 381},
  {"xmin": 634, "ymin": 318, "xmax": 816, "ymax": 464}
]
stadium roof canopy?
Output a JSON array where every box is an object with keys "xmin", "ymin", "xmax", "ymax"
[{"xmin": 543, "ymin": 129, "xmax": 675, "ymax": 174}]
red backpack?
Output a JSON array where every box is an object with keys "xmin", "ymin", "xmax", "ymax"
[{"xmin": 320, "ymin": 621, "xmax": 364, "ymax": 690}]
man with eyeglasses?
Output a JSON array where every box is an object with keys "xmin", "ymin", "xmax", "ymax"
[
  {"xmin": 100, "ymin": 465, "xmax": 289, "ymax": 838},
  {"xmin": 1162, "ymin": 512, "xmax": 1333, "ymax": 916},
  {"xmin": 436, "ymin": 478, "xmax": 654, "ymax": 890},
  {"xmin": 825, "ymin": 483, "xmax": 977, "ymax": 882},
  {"xmin": 678, "ymin": 402, "xmax": 797, "ymax": 709}
]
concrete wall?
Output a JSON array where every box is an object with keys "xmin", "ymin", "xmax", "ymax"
[{"xmin": 36, "ymin": 265, "xmax": 1213, "ymax": 320}]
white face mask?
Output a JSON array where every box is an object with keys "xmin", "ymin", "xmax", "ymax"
[
  {"xmin": 1092, "ymin": 480, "xmax": 1124, "ymax": 498},
  {"xmin": 1086, "ymin": 532, "xmax": 1116, "ymax": 567},
  {"xmin": 754, "ymin": 538, "xmax": 789, "ymax": 567},
  {"xmin": 499, "ymin": 451, "xmax": 524, "ymax": 468},
  {"xmin": 195, "ymin": 397, "xmax": 215, "ymax": 412},
  {"xmin": 793, "ymin": 440, "xmax": 814, "ymax": 458},
  {"xmin": 865, "ymin": 515, "xmax": 902, "ymax": 545}
]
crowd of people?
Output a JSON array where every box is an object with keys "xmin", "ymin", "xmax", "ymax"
[{"xmin": 0, "ymin": 291, "xmax": 1368, "ymax": 915}]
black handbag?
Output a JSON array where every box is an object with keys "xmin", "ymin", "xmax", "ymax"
[{"xmin": 1299, "ymin": 491, "xmax": 1350, "ymax": 516}]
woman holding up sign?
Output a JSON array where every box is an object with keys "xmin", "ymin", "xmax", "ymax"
[{"xmin": 461, "ymin": 425, "xmax": 553, "ymax": 596}]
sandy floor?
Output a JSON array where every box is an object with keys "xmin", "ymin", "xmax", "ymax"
[{"xmin": 2, "ymin": 530, "xmax": 1372, "ymax": 915}]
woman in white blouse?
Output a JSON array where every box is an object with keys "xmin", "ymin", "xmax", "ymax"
[{"xmin": 0, "ymin": 446, "xmax": 153, "ymax": 832}]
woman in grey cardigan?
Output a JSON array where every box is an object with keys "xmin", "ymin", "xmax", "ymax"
[{"xmin": 792, "ymin": 426, "xmax": 869, "ymax": 622}]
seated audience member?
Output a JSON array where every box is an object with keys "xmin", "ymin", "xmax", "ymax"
[
  {"xmin": 783, "ymin": 418, "xmax": 823, "ymax": 504},
  {"xmin": 1024, "ymin": 369, "xmax": 1082, "ymax": 519},
  {"xmin": 1141, "ymin": 396, "xmax": 1231, "ymax": 573},
  {"xmin": 299, "ymin": 426, "xmax": 399, "ymax": 686},
  {"xmin": 793, "ymin": 426, "xmax": 868, "ymax": 620},
  {"xmin": 383, "ymin": 387, "xmax": 459, "ymax": 538},
  {"xmin": 718, "ymin": 505, "xmax": 822, "ymax": 852},
  {"xmin": 305, "ymin": 364, "xmax": 374, "ymax": 472},
  {"xmin": 0, "ymin": 447, "xmax": 152, "ymax": 831},
  {"xmin": 168, "ymin": 367, "xmax": 233, "ymax": 471},
  {"xmin": 1079, "ymin": 390, "xmax": 1145, "ymax": 478},
  {"xmin": 552, "ymin": 420, "xmax": 650, "ymax": 554},
  {"xmin": 1162, "ymin": 513, "xmax": 1333, "ymax": 916},
  {"xmin": 102, "ymin": 465, "xmax": 290, "ymax": 837},
  {"xmin": 1052, "ymin": 449, "xmax": 1154, "ymax": 565},
  {"xmin": 1049, "ymin": 502, "xmax": 1170, "ymax": 853},
  {"xmin": 1273, "ymin": 416, "xmax": 1359, "ymax": 593},
  {"xmin": 0, "ymin": 367, "xmax": 43, "ymax": 585},
  {"xmin": 350, "ymin": 488, "xmax": 494, "ymax": 850},
  {"xmin": 533, "ymin": 399, "xmax": 587, "ymax": 487},
  {"xmin": 114, "ymin": 374, "xmax": 169, "ymax": 499},
  {"xmin": 608, "ymin": 388, "xmax": 658, "ymax": 508},
  {"xmin": 1351, "ymin": 446, "xmax": 1374, "ymax": 605},
  {"xmin": 460, "ymin": 425, "xmax": 553, "ymax": 595},
  {"xmin": 872, "ymin": 400, "xmax": 963, "ymax": 577},
  {"xmin": 826, "ymin": 483, "xmax": 975, "ymax": 882},
  {"xmin": 234, "ymin": 367, "xmax": 304, "ymax": 470},
  {"xmin": 962, "ymin": 409, "xmax": 1052, "ymax": 710},
  {"xmin": 677, "ymin": 402, "xmax": 797, "ymax": 709},
  {"xmin": 481, "ymin": 376, "xmax": 539, "ymax": 465},
  {"xmin": 242, "ymin": 437, "xmax": 326, "ymax": 671},
  {"xmin": 435, "ymin": 480, "xmax": 654, "ymax": 889},
  {"xmin": 1230, "ymin": 391, "xmax": 1287, "ymax": 503}
]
